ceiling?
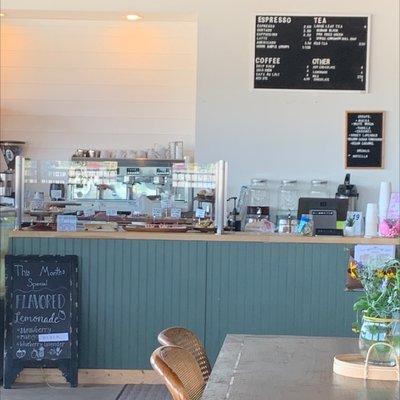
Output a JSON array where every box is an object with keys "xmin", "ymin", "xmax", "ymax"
[{"xmin": 0, "ymin": 10, "xmax": 197, "ymax": 22}]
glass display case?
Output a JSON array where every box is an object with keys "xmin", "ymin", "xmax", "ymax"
[
  {"xmin": 14, "ymin": 157, "xmax": 228, "ymax": 233},
  {"xmin": 22, "ymin": 158, "xmax": 193, "ymax": 217},
  {"xmin": 172, "ymin": 162, "xmax": 216, "ymax": 219}
]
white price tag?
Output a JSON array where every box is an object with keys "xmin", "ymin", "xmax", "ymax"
[
  {"xmin": 38, "ymin": 333, "xmax": 69, "ymax": 343},
  {"xmin": 171, "ymin": 208, "xmax": 182, "ymax": 219},
  {"xmin": 195, "ymin": 208, "xmax": 206, "ymax": 219},
  {"xmin": 83, "ymin": 208, "xmax": 95, "ymax": 217},
  {"xmin": 50, "ymin": 189, "xmax": 62, "ymax": 199},
  {"xmin": 152, "ymin": 208, "xmax": 162, "ymax": 219},
  {"xmin": 57, "ymin": 215, "xmax": 77, "ymax": 232},
  {"xmin": 161, "ymin": 199, "xmax": 173, "ymax": 210},
  {"xmin": 106, "ymin": 208, "xmax": 118, "ymax": 217}
]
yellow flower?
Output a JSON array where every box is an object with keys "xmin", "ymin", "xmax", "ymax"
[
  {"xmin": 376, "ymin": 270, "xmax": 385, "ymax": 278},
  {"xmin": 348, "ymin": 261, "xmax": 358, "ymax": 279},
  {"xmin": 385, "ymin": 271, "xmax": 396, "ymax": 279}
]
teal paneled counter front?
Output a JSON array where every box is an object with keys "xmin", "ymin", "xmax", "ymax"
[{"xmin": 8, "ymin": 231, "xmax": 399, "ymax": 370}]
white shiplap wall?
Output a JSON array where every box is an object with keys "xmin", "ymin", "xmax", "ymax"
[{"xmin": 0, "ymin": 18, "xmax": 197, "ymax": 162}]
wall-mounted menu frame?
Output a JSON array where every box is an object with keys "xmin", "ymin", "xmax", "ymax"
[
  {"xmin": 251, "ymin": 13, "xmax": 371, "ymax": 92},
  {"xmin": 3, "ymin": 255, "xmax": 78, "ymax": 388},
  {"xmin": 345, "ymin": 111, "xmax": 385, "ymax": 169}
]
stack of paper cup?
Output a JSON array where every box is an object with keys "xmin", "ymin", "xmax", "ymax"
[
  {"xmin": 365, "ymin": 203, "xmax": 378, "ymax": 237},
  {"xmin": 378, "ymin": 181, "xmax": 391, "ymax": 220}
]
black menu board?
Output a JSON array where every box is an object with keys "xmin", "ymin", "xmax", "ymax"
[
  {"xmin": 346, "ymin": 112, "xmax": 384, "ymax": 168},
  {"xmin": 254, "ymin": 15, "xmax": 369, "ymax": 90},
  {"xmin": 4, "ymin": 255, "xmax": 78, "ymax": 388}
]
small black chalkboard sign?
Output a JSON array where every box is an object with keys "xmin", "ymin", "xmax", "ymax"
[
  {"xmin": 346, "ymin": 112, "xmax": 384, "ymax": 168},
  {"xmin": 3, "ymin": 255, "xmax": 78, "ymax": 388}
]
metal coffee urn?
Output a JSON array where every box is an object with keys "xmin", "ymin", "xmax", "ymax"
[
  {"xmin": 335, "ymin": 174, "xmax": 359, "ymax": 211},
  {"xmin": 0, "ymin": 141, "xmax": 25, "ymax": 201}
]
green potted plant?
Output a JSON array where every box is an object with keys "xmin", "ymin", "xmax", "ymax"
[
  {"xmin": 349, "ymin": 258, "xmax": 400, "ymax": 365},
  {"xmin": 344, "ymin": 216, "xmax": 356, "ymax": 236}
]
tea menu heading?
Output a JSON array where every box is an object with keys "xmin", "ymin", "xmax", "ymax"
[{"xmin": 254, "ymin": 15, "xmax": 369, "ymax": 90}]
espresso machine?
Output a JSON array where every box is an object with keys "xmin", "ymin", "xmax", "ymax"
[
  {"xmin": 0, "ymin": 141, "xmax": 25, "ymax": 204},
  {"xmin": 67, "ymin": 158, "xmax": 192, "ymax": 213}
]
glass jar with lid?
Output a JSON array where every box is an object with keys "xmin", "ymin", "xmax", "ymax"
[
  {"xmin": 248, "ymin": 179, "xmax": 270, "ymax": 207},
  {"xmin": 278, "ymin": 180, "xmax": 299, "ymax": 213},
  {"xmin": 309, "ymin": 180, "xmax": 330, "ymax": 198}
]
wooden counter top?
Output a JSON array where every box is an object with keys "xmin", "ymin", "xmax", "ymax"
[{"xmin": 9, "ymin": 230, "xmax": 400, "ymax": 245}]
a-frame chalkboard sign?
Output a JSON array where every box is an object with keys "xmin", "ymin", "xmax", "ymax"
[{"xmin": 3, "ymin": 255, "xmax": 78, "ymax": 388}]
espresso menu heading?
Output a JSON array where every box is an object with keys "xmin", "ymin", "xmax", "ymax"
[{"xmin": 254, "ymin": 15, "xmax": 369, "ymax": 90}]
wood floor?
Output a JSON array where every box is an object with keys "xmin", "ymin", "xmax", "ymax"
[
  {"xmin": 0, "ymin": 384, "xmax": 170, "ymax": 400},
  {"xmin": 117, "ymin": 384, "xmax": 170, "ymax": 400}
]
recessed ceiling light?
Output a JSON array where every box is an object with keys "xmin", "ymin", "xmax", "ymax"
[
  {"xmin": 0, "ymin": 13, "xmax": 5, "ymax": 17},
  {"xmin": 126, "ymin": 14, "xmax": 142, "ymax": 21}
]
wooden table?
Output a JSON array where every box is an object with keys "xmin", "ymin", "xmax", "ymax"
[{"xmin": 202, "ymin": 335, "xmax": 400, "ymax": 400}]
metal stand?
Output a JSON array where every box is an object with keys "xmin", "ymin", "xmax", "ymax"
[
  {"xmin": 215, "ymin": 160, "xmax": 228, "ymax": 235},
  {"xmin": 14, "ymin": 156, "xmax": 25, "ymax": 230}
]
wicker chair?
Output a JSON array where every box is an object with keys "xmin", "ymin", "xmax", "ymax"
[
  {"xmin": 158, "ymin": 327, "xmax": 212, "ymax": 382},
  {"xmin": 150, "ymin": 346, "xmax": 206, "ymax": 400}
]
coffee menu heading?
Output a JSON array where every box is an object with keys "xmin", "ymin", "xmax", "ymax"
[{"xmin": 254, "ymin": 15, "xmax": 369, "ymax": 90}]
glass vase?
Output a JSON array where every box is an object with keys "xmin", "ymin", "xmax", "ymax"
[{"xmin": 359, "ymin": 316, "xmax": 400, "ymax": 366}]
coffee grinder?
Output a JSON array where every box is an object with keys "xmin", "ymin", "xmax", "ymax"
[{"xmin": 0, "ymin": 141, "xmax": 25, "ymax": 203}]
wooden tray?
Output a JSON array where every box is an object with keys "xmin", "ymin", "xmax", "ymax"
[
  {"xmin": 47, "ymin": 201, "xmax": 81, "ymax": 207},
  {"xmin": 25, "ymin": 210, "xmax": 63, "ymax": 217},
  {"xmin": 334, "ymin": 354, "xmax": 400, "ymax": 381},
  {"xmin": 22, "ymin": 223, "xmax": 56, "ymax": 231},
  {"xmin": 123, "ymin": 225, "xmax": 188, "ymax": 233},
  {"xmin": 192, "ymin": 226, "xmax": 216, "ymax": 233},
  {"xmin": 84, "ymin": 222, "xmax": 118, "ymax": 232}
]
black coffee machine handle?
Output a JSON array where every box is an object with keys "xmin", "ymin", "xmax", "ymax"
[{"xmin": 227, "ymin": 197, "xmax": 241, "ymax": 231}]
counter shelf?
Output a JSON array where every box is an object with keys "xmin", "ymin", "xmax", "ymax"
[{"xmin": 9, "ymin": 229, "xmax": 399, "ymax": 244}]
